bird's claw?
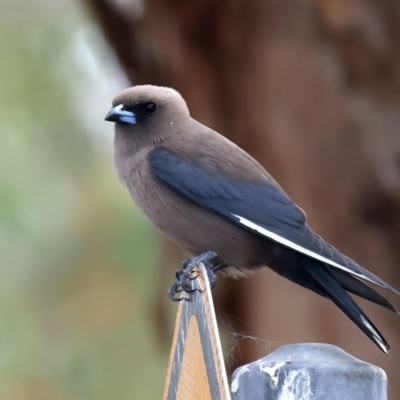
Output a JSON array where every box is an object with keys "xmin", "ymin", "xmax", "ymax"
[
  {"xmin": 182, "ymin": 251, "xmax": 218, "ymax": 270},
  {"xmin": 168, "ymin": 283, "xmax": 186, "ymax": 302},
  {"xmin": 168, "ymin": 251, "xmax": 218, "ymax": 301}
]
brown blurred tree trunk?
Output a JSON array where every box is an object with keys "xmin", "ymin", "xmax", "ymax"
[{"xmin": 86, "ymin": 0, "xmax": 400, "ymax": 396}]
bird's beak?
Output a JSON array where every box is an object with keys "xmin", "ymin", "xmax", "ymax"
[{"xmin": 104, "ymin": 104, "xmax": 137, "ymax": 125}]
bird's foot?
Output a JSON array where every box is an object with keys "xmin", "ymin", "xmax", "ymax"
[{"xmin": 168, "ymin": 251, "xmax": 218, "ymax": 301}]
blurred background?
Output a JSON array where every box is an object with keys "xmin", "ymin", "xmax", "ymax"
[{"xmin": 2, "ymin": 0, "xmax": 400, "ymax": 398}]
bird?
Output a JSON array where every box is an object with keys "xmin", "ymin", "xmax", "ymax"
[{"xmin": 105, "ymin": 84, "xmax": 400, "ymax": 355}]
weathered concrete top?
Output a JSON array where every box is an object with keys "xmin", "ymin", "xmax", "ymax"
[{"xmin": 231, "ymin": 343, "xmax": 387, "ymax": 400}]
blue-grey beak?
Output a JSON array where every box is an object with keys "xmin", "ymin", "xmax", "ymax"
[{"xmin": 104, "ymin": 104, "xmax": 137, "ymax": 125}]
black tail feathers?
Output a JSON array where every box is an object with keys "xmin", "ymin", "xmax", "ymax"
[{"xmin": 302, "ymin": 259, "xmax": 390, "ymax": 355}]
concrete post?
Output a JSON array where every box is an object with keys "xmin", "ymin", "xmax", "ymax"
[{"xmin": 231, "ymin": 343, "xmax": 387, "ymax": 400}]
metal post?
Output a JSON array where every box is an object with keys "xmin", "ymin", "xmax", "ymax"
[{"xmin": 231, "ymin": 343, "xmax": 387, "ymax": 400}]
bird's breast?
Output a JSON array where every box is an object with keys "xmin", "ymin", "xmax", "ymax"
[{"xmin": 122, "ymin": 164, "xmax": 264, "ymax": 272}]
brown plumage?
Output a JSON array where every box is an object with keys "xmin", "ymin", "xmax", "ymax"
[
  {"xmin": 112, "ymin": 86, "xmax": 273, "ymax": 277},
  {"xmin": 105, "ymin": 84, "xmax": 400, "ymax": 354}
]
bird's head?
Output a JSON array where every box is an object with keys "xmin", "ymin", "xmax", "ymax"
[{"xmin": 105, "ymin": 85, "xmax": 190, "ymax": 152}]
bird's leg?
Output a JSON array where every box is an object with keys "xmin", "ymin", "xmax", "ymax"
[
  {"xmin": 168, "ymin": 251, "xmax": 218, "ymax": 301},
  {"xmin": 208, "ymin": 263, "xmax": 226, "ymax": 288},
  {"xmin": 181, "ymin": 251, "xmax": 218, "ymax": 279}
]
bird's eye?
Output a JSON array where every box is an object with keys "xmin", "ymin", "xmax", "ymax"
[{"xmin": 145, "ymin": 102, "xmax": 157, "ymax": 113}]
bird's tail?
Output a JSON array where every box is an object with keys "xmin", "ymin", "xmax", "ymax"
[
  {"xmin": 329, "ymin": 268, "xmax": 399, "ymax": 314},
  {"xmin": 302, "ymin": 258, "xmax": 390, "ymax": 355}
]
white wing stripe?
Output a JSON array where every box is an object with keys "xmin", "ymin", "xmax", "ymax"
[
  {"xmin": 360, "ymin": 316, "xmax": 388, "ymax": 354},
  {"xmin": 232, "ymin": 214, "xmax": 380, "ymax": 288}
]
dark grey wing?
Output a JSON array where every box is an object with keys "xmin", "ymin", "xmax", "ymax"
[
  {"xmin": 149, "ymin": 147, "xmax": 306, "ymax": 229},
  {"xmin": 148, "ymin": 147, "xmax": 400, "ymax": 296}
]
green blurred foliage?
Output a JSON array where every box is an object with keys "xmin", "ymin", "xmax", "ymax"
[{"xmin": 0, "ymin": 0, "xmax": 167, "ymax": 398}]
